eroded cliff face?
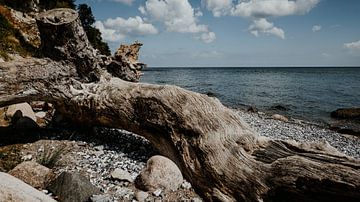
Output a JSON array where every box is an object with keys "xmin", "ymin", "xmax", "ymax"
[
  {"xmin": 0, "ymin": 5, "xmax": 41, "ymax": 47},
  {"xmin": 0, "ymin": 6, "xmax": 145, "ymax": 82},
  {"xmin": 0, "ymin": 5, "xmax": 40, "ymax": 61}
]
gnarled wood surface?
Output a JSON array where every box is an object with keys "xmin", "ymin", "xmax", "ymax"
[{"xmin": 1, "ymin": 8, "xmax": 359, "ymax": 202}]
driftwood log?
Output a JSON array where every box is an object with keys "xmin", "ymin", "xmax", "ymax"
[{"xmin": 0, "ymin": 8, "xmax": 359, "ymax": 202}]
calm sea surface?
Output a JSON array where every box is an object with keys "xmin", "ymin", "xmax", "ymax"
[{"xmin": 140, "ymin": 67, "xmax": 360, "ymax": 124}]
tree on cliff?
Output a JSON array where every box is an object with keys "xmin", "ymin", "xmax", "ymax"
[
  {"xmin": 39, "ymin": 0, "xmax": 76, "ymax": 10},
  {"xmin": 77, "ymin": 4, "xmax": 111, "ymax": 56}
]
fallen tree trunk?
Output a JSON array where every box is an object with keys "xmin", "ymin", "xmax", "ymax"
[{"xmin": 0, "ymin": 8, "xmax": 359, "ymax": 202}]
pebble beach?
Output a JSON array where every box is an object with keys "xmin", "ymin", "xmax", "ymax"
[{"xmin": 48, "ymin": 108, "xmax": 359, "ymax": 200}]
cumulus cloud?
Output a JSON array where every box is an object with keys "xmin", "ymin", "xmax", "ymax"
[
  {"xmin": 230, "ymin": 0, "xmax": 320, "ymax": 18},
  {"xmin": 140, "ymin": 0, "xmax": 215, "ymax": 43},
  {"xmin": 202, "ymin": 0, "xmax": 320, "ymax": 39},
  {"xmin": 249, "ymin": 18, "xmax": 285, "ymax": 39},
  {"xmin": 344, "ymin": 40, "xmax": 360, "ymax": 50},
  {"xmin": 198, "ymin": 32, "xmax": 216, "ymax": 43},
  {"xmin": 94, "ymin": 16, "xmax": 158, "ymax": 42},
  {"xmin": 201, "ymin": 0, "xmax": 233, "ymax": 17},
  {"xmin": 312, "ymin": 25, "xmax": 321, "ymax": 32}
]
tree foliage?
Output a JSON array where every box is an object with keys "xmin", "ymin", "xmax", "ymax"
[
  {"xmin": 2, "ymin": 0, "xmax": 76, "ymax": 11},
  {"xmin": 39, "ymin": 0, "xmax": 76, "ymax": 10},
  {"xmin": 77, "ymin": 4, "xmax": 111, "ymax": 56}
]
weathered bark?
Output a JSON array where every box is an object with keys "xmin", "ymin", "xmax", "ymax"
[
  {"xmin": 1, "ymin": 9, "xmax": 359, "ymax": 202},
  {"xmin": 36, "ymin": 8, "xmax": 102, "ymax": 82}
]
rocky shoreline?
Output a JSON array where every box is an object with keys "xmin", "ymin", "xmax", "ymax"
[
  {"xmin": 1, "ymin": 102, "xmax": 360, "ymax": 201},
  {"xmin": 237, "ymin": 109, "xmax": 360, "ymax": 159}
]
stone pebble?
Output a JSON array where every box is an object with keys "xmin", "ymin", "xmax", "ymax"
[{"xmin": 237, "ymin": 110, "xmax": 360, "ymax": 159}]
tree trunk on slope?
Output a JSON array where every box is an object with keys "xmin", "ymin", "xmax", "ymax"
[{"xmin": 0, "ymin": 8, "xmax": 359, "ymax": 202}]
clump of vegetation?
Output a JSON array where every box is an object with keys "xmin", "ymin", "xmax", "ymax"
[
  {"xmin": 78, "ymin": 4, "xmax": 111, "ymax": 56},
  {"xmin": 0, "ymin": 12, "xmax": 36, "ymax": 60},
  {"xmin": 36, "ymin": 144, "xmax": 67, "ymax": 168}
]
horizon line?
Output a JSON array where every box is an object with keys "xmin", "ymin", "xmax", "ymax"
[{"xmin": 145, "ymin": 66, "xmax": 360, "ymax": 68}]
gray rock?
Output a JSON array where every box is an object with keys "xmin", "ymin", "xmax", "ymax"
[
  {"xmin": 110, "ymin": 168, "xmax": 133, "ymax": 182},
  {"xmin": 8, "ymin": 161, "xmax": 54, "ymax": 189},
  {"xmin": 21, "ymin": 154, "xmax": 33, "ymax": 161},
  {"xmin": 135, "ymin": 191, "xmax": 149, "ymax": 202},
  {"xmin": 271, "ymin": 114, "xmax": 289, "ymax": 122},
  {"xmin": 136, "ymin": 155, "xmax": 183, "ymax": 192},
  {"xmin": 90, "ymin": 194, "xmax": 112, "ymax": 202},
  {"xmin": 152, "ymin": 189, "xmax": 162, "ymax": 197},
  {"xmin": 35, "ymin": 111, "xmax": 47, "ymax": 118},
  {"xmin": 115, "ymin": 187, "xmax": 133, "ymax": 198},
  {"xmin": 47, "ymin": 172, "xmax": 101, "ymax": 202},
  {"xmin": 191, "ymin": 197, "xmax": 203, "ymax": 202},
  {"xmin": 181, "ymin": 181, "xmax": 192, "ymax": 189},
  {"xmin": 94, "ymin": 145, "xmax": 104, "ymax": 151},
  {"xmin": 0, "ymin": 172, "xmax": 56, "ymax": 202}
]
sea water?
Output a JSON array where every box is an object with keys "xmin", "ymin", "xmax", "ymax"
[{"xmin": 141, "ymin": 67, "xmax": 360, "ymax": 124}]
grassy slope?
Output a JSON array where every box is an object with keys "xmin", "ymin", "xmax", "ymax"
[{"xmin": 0, "ymin": 6, "xmax": 37, "ymax": 61}]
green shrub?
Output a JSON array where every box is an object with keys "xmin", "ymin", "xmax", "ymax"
[{"xmin": 36, "ymin": 144, "xmax": 67, "ymax": 168}]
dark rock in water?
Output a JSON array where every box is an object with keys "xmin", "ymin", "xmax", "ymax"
[
  {"xmin": 246, "ymin": 106, "xmax": 258, "ymax": 113},
  {"xmin": 48, "ymin": 172, "xmax": 101, "ymax": 202},
  {"xmin": 330, "ymin": 120, "xmax": 360, "ymax": 136},
  {"xmin": 205, "ymin": 91, "xmax": 216, "ymax": 97},
  {"xmin": 270, "ymin": 105, "xmax": 288, "ymax": 111},
  {"xmin": 331, "ymin": 108, "xmax": 360, "ymax": 119}
]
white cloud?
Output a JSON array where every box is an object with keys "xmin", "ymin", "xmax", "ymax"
[
  {"xmin": 198, "ymin": 32, "xmax": 216, "ymax": 43},
  {"xmin": 202, "ymin": 0, "xmax": 319, "ymax": 39},
  {"xmin": 140, "ymin": 0, "xmax": 215, "ymax": 43},
  {"xmin": 139, "ymin": 5, "xmax": 146, "ymax": 14},
  {"xmin": 111, "ymin": 0, "xmax": 136, "ymax": 5},
  {"xmin": 344, "ymin": 40, "xmax": 360, "ymax": 50},
  {"xmin": 141, "ymin": 0, "xmax": 206, "ymax": 33},
  {"xmin": 94, "ymin": 21, "xmax": 124, "ymax": 42},
  {"xmin": 312, "ymin": 25, "xmax": 321, "ymax": 32},
  {"xmin": 249, "ymin": 18, "xmax": 285, "ymax": 39},
  {"xmin": 201, "ymin": 0, "xmax": 233, "ymax": 17},
  {"xmin": 230, "ymin": 0, "xmax": 320, "ymax": 18},
  {"xmin": 94, "ymin": 16, "xmax": 158, "ymax": 42}
]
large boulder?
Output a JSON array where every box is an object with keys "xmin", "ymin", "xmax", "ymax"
[
  {"xmin": 47, "ymin": 172, "xmax": 101, "ymax": 202},
  {"xmin": 331, "ymin": 108, "xmax": 360, "ymax": 119},
  {"xmin": 5, "ymin": 103, "xmax": 36, "ymax": 122},
  {"xmin": 8, "ymin": 161, "xmax": 54, "ymax": 189},
  {"xmin": 135, "ymin": 155, "xmax": 183, "ymax": 192},
  {"xmin": 0, "ymin": 172, "xmax": 56, "ymax": 201}
]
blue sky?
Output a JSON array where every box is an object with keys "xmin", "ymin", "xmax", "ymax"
[{"xmin": 77, "ymin": 0, "xmax": 360, "ymax": 67}]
